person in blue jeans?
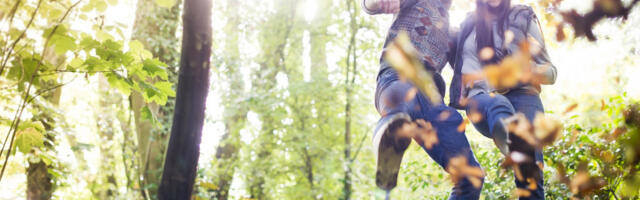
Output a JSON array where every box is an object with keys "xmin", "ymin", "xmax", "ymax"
[
  {"xmin": 363, "ymin": 0, "xmax": 483, "ymax": 199},
  {"xmin": 449, "ymin": 0, "xmax": 558, "ymax": 199}
]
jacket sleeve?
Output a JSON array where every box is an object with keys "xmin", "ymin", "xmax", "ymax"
[
  {"xmin": 362, "ymin": 0, "xmax": 416, "ymax": 15},
  {"xmin": 447, "ymin": 27, "xmax": 459, "ymax": 69},
  {"xmin": 528, "ymin": 17, "xmax": 557, "ymax": 85},
  {"xmin": 362, "ymin": 0, "xmax": 382, "ymax": 15}
]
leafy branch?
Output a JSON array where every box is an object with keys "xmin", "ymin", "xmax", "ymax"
[{"xmin": 0, "ymin": 0, "xmax": 82, "ymax": 182}]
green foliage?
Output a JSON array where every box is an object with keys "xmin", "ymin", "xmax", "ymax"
[{"xmin": 14, "ymin": 122, "xmax": 45, "ymax": 154}]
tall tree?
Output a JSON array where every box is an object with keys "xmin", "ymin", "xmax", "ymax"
[
  {"xmin": 157, "ymin": 0, "xmax": 212, "ymax": 198},
  {"xmin": 129, "ymin": 0, "xmax": 182, "ymax": 197},
  {"xmin": 211, "ymin": 0, "xmax": 247, "ymax": 199},
  {"xmin": 244, "ymin": 0, "xmax": 299, "ymax": 198},
  {"xmin": 343, "ymin": 0, "xmax": 360, "ymax": 198}
]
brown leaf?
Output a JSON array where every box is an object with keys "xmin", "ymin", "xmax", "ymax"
[
  {"xmin": 479, "ymin": 47, "xmax": 494, "ymax": 61},
  {"xmin": 527, "ymin": 178, "xmax": 537, "ymax": 190},
  {"xmin": 457, "ymin": 118, "xmax": 469, "ymax": 132},
  {"xmin": 405, "ymin": 87, "xmax": 418, "ymax": 102},
  {"xmin": 556, "ymin": 24, "xmax": 566, "ymax": 41},
  {"xmin": 482, "ymin": 42, "xmax": 532, "ymax": 90},
  {"xmin": 507, "ymin": 114, "xmax": 538, "ymax": 146},
  {"xmin": 397, "ymin": 122, "xmax": 418, "ymax": 139},
  {"xmin": 438, "ymin": 111, "xmax": 451, "ymax": 121},
  {"xmin": 384, "ymin": 32, "xmax": 442, "ymax": 104},
  {"xmin": 468, "ymin": 111, "xmax": 483, "ymax": 123},
  {"xmin": 446, "ymin": 156, "xmax": 485, "ymax": 188},
  {"xmin": 415, "ymin": 119, "xmax": 438, "ymax": 149},
  {"xmin": 514, "ymin": 188, "xmax": 532, "ymax": 198},
  {"xmin": 606, "ymin": 127, "xmax": 627, "ymax": 141},
  {"xmin": 533, "ymin": 113, "xmax": 563, "ymax": 147},
  {"xmin": 563, "ymin": 103, "xmax": 578, "ymax": 115}
]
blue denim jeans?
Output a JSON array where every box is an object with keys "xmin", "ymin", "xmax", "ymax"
[
  {"xmin": 467, "ymin": 89, "xmax": 545, "ymax": 200},
  {"xmin": 375, "ymin": 69, "xmax": 483, "ymax": 199}
]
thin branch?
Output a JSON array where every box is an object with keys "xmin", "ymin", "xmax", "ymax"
[
  {"xmin": 0, "ymin": 0, "xmax": 43, "ymax": 76},
  {"xmin": 0, "ymin": 0, "xmax": 82, "ymax": 182},
  {"xmin": 350, "ymin": 126, "xmax": 372, "ymax": 162}
]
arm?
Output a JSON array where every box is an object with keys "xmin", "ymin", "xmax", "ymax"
[{"xmin": 527, "ymin": 18, "xmax": 557, "ymax": 85}]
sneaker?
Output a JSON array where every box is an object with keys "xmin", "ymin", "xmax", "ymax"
[{"xmin": 373, "ymin": 113, "xmax": 412, "ymax": 190}]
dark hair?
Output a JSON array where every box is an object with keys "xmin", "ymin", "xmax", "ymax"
[{"xmin": 475, "ymin": 0, "xmax": 511, "ymax": 64}]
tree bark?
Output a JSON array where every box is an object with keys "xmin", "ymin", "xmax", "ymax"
[{"xmin": 157, "ymin": 0, "xmax": 212, "ymax": 198}]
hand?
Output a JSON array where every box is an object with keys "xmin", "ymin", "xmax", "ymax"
[{"xmin": 366, "ymin": 0, "xmax": 401, "ymax": 14}]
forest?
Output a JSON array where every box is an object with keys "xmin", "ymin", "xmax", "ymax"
[{"xmin": 1, "ymin": 0, "xmax": 640, "ymax": 199}]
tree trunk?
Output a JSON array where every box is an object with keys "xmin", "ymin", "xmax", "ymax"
[
  {"xmin": 211, "ymin": 1, "xmax": 246, "ymax": 199},
  {"xmin": 130, "ymin": 0, "xmax": 182, "ymax": 197},
  {"xmin": 246, "ymin": 1, "xmax": 299, "ymax": 197},
  {"xmin": 92, "ymin": 75, "xmax": 121, "ymax": 199},
  {"xmin": 343, "ymin": 1, "xmax": 359, "ymax": 199},
  {"xmin": 157, "ymin": 0, "xmax": 212, "ymax": 198},
  {"xmin": 26, "ymin": 45, "xmax": 65, "ymax": 200}
]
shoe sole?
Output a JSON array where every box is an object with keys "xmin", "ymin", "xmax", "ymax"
[{"xmin": 373, "ymin": 114, "xmax": 411, "ymax": 190}]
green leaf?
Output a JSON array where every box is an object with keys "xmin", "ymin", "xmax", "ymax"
[
  {"xmin": 15, "ymin": 127, "xmax": 44, "ymax": 154},
  {"xmin": 69, "ymin": 57, "xmax": 83, "ymax": 68},
  {"xmin": 52, "ymin": 35, "xmax": 77, "ymax": 55},
  {"xmin": 141, "ymin": 105, "xmax": 158, "ymax": 125},
  {"xmin": 129, "ymin": 40, "xmax": 144, "ymax": 54},
  {"xmin": 142, "ymin": 59, "xmax": 168, "ymax": 79},
  {"xmin": 155, "ymin": 0, "xmax": 177, "ymax": 8},
  {"xmin": 95, "ymin": 0, "xmax": 108, "ymax": 12},
  {"xmin": 106, "ymin": 73, "xmax": 132, "ymax": 96},
  {"xmin": 154, "ymin": 81, "xmax": 175, "ymax": 97}
]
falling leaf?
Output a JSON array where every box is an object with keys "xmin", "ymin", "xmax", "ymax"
[
  {"xmin": 482, "ymin": 42, "xmax": 533, "ymax": 90},
  {"xmin": 446, "ymin": 156, "xmax": 485, "ymax": 188},
  {"xmin": 563, "ymin": 103, "xmax": 579, "ymax": 115},
  {"xmin": 600, "ymin": 99, "xmax": 606, "ymax": 111},
  {"xmin": 438, "ymin": 111, "xmax": 451, "ymax": 121},
  {"xmin": 507, "ymin": 114, "xmax": 537, "ymax": 146},
  {"xmin": 457, "ymin": 118, "xmax": 469, "ymax": 132},
  {"xmin": 384, "ymin": 32, "xmax": 442, "ymax": 104},
  {"xmin": 504, "ymin": 30, "xmax": 515, "ymax": 45},
  {"xmin": 514, "ymin": 188, "xmax": 532, "ymax": 198},
  {"xmin": 396, "ymin": 122, "xmax": 418, "ymax": 139},
  {"xmin": 405, "ymin": 87, "xmax": 418, "ymax": 102},
  {"xmin": 527, "ymin": 178, "xmax": 537, "ymax": 190},
  {"xmin": 556, "ymin": 24, "xmax": 566, "ymax": 41},
  {"xmin": 415, "ymin": 119, "xmax": 438, "ymax": 149},
  {"xmin": 533, "ymin": 113, "xmax": 563, "ymax": 147},
  {"xmin": 606, "ymin": 127, "xmax": 627, "ymax": 141},
  {"xmin": 468, "ymin": 111, "xmax": 483, "ymax": 123},
  {"xmin": 479, "ymin": 47, "xmax": 495, "ymax": 61}
]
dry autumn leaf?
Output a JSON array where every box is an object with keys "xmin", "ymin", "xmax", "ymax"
[
  {"xmin": 563, "ymin": 103, "xmax": 579, "ymax": 115},
  {"xmin": 533, "ymin": 113, "xmax": 563, "ymax": 147},
  {"xmin": 446, "ymin": 156, "xmax": 485, "ymax": 188},
  {"xmin": 514, "ymin": 188, "xmax": 532, "ymax": 198},
  {"xmin": 457, "ymin": 118, "xmax": 469, "ymax": 132},
  {"xmin": 482, "ymin": 42, "xmax": 533, "ymax": 90},
  {"xmin": 384, "ymin": 31, "xmax": 442, "ymax": 105},
  {"xmin": 415, "ymin": 119, "xmax": 438, "ymax": 149}
]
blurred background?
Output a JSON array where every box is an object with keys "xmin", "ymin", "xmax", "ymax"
[{"xmin": 0, "ymin": 0, "xmax": 639, "ymax": 199}]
